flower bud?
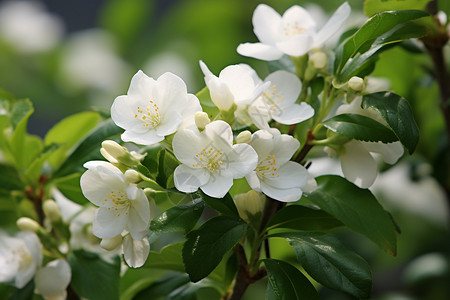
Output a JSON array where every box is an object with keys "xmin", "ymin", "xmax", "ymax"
[
  {"xmin": 124, "ymin": 169, "xmax": 142, "ymax": 184},
  {"xmin": 310, "ymin": 51, "xmax": 328, "ymax": 69},
  {"xmin": 100, "ymin": 235, "xmax": 123, "ymax": 251},
  {"xmin": 233, "ymin": 190, "xmax": 265, "ymax": 223},
  {"xmin": 17, "ymin": 217, "xmax": 41, "ymax": 232},
  {"xmin": 236, "ymin": 130, "xmax": 252, "ymax": 144},
  {"xmin": 348, "ymin": 76, "xmax": 365, "ymax": 92},
  {"xmin": 43, "ymin": 200, "xmax": 61, "ymax": 222},
  {"xmin": 101, "ymin": 140, "xmax": 141, "ymax": 167},
  {"xmin": 195, "ymin": 112, "xmax": 210, "ymax": 131}
]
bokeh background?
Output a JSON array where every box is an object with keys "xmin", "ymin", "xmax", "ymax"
[{"xmin": 0, "ymin": 0, "xmax": 448, "ymax": 299}]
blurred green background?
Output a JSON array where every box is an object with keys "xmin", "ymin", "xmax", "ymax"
[{"xmin": 0, "ymin": 0, "xmax": 448, "ymax": 299}]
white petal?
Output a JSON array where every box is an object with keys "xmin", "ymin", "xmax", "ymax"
[
  {"xmin": 272, "ymin": 102, "xmax": 314, "ymax": 125},
  {"xmin": 121, "ymin": 128, "xmax": 164, "ymax": 145},
  {"xmin": 340, "ymin": 141, "xmax": 378, "ymax": 188},
  {"xmin": 52, "ymin": 188, "xmax": 82, "ymax": 222},
  {"xmin": 127, "ymin": 70, "xmax": 156, "ymax": 98},
  {"xmin": 35, "ymin": 259, "xmax": 71, "ymax": 300},
  {"xmin": 265, "ymin": 70, "xmax": 301, "ymax": 106},
  {"xmin": 314, "ymin": 2, "xmax": 351, "ymax": 47},
  {"xmin": 155, "ymin": 110, "xmax": 183, "ymax": 136},
  {"xmin": 282, "ymin": 5, "xmax": 316, "ymax": 30},
  {"xmin": 204, "ymin": 120, "xmax": 233, "ymax": 145},
  {"xmin": 200, "ymin": 174, "xmax": 234, "ymax": 198},
  {"xmin": 245, "ymin": 171, "xmax": 261, "ymax": 191},
  {"xmin": 362, "ymin": 141, "xmax": 404, "ymax": 164},
  {"xmin": 227, "ymin": 144, "xmax": 259, "ymax": 179},
  {"xmin": 111, "ymin": 95, "xmax": 142, "ymax": 131},
  {"xmin": 174, "ymin": 165, "xmax": 210, "ymax": 193},
  {"xmin": 219, "ymin": 64, "xmax": 259, "ymax": 104},
  {"xmin": 17, "ymin": 231, "xmax": 42, "ymax": 267},
  {"xmin": 262, "ymin": 161, "xmax": 308, "ymax": 189},
  {"xmin": 252, "ymin": 4, "xmax": 283, "ymax": 45},
  {"xmin": 248, "ymin": 98, "xmax": 272, "ymax": 129},
  {"xmin": 236, "ymin": 42, "xmax": 284, "ymax": 61},
  {"xmin": 260, "ymin": 181, "xmax": 303, "ymax": 202},
  {"xmin": 126, "ymin": 186, "xmax": 150, "ymax": 240},
  {"xmin": 93, "ymin": 207, "xmax": 128, "ymax": 239},
  {"xmin": 205, "ymin": 74, "xmax": 235, "ymax": 111},
  {"xmin": 122, "ymin": 235, "xmax": 150, "ymax": 268},
  {"xmin": 276, "ymin": 34, "xmax": 314, "ymax": 57},
  {"xmin": 199, "ymin": 60, "xmax": 213, "ymax": 77},
  {"xmin": 154, "ymin": 72, "xmax": 188, "ymax": 113},
  {"xmin": 173, "ymin": 128, "xmax": 208, "ymax": 165},
  {"xmin": 179, "ymin": 94, "xmax": 202, "ymax": 130}
]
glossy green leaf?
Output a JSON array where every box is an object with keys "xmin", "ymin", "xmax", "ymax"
[
  {"xmin": 25, "ymin": 144, "xmax": 59, "ymax": 183},
  {"xmin": 364, "ymin": 0, "xmax": 430, "ymax": 17},
  {"xmin": 264, "ymin": 259, "xmax": 319, "ymax": 300},
  {"xmin": 52, "ymin": 173, "xmax": 87, "ymax": 205},
  {"xmin": 141, "ymin": 144, "xmax": 163, "ymax": 177},
  {"xmin": 305, "ymin": 175, "xmax": 397, "ymax": 255},
  {"xmin": 150, "ymin": 198, "xmax": 204, "ymax": 233},
  {"xmin": 266, "ymin": 205, "xmax": 343, "ymax": 231},
  {"xmin": 335, "ymin": 10, "xmax": 428, "ymax": 73},
  {"xmin": 156, "ymin": 149, "xmax": 180, "ymax": 189},
  {"xmin": 133, "ymin": 274, "xmax": 191, "ymax": 300},
  {"xmin": 182, "ymin": 215, "xmax": 247, "ymax": 282},
  {"xmin": 362, "ymin": 92, "xmax": 419, "ymax": 154},
  {"xmin": 196, "ymin": 87, "xmax": 219, "ymax": 119},
  {"xmin": 68, "ymin": 250, "xmax": 121, "ymax": 300},
  {"xmin": 323, "ymin": 113, "xmax": 398, "ymax": 143},
  {"xmin": 196, "ymin": 192, "xmax": 239, "ymax": 217},
  {"xmin": 271, "ymin": 232, "xmax": 372, "ymax": 298},
  {"xmin": 45, "ymin": 111, "xmax": 100, "ymax": 169},
  {"xmin": 144, "ymin": 242, "xmax": 185, "ymax": 272},
  {"xmin": 9, "ymin": 99, "xmax": 33, "ymax": 130},
  {"xmin": 0, "ymin": 163, "xmax": 23, "ymax": 191},
  {"xmin": 53, "ymin": 119, "xmax": 122, "ymax": 178}
]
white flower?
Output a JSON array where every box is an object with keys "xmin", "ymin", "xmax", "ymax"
[
  {"xmin": 237, "ymin": 2, "xmax": 350, "ymax": 60},
  {"xmin": 199, "ymin": 61, "xmax": 270, "ymax": 111},
  {"xmin": 248, "ymin": 70, "xmax": 314, "ymax": 129},
  {"xmin": 173, "ymin": 121, "xmax": 258, "ymax": 198},
  {"xmin": 122, "ymin": 235, "xmax": 150, "ymax": 268},
  {"xmin": 0, "ymin": 230, "xmax": 42, "ymax": 289},
  {"xmin": 111, "ymin": 70, "xmax": 202, "ymax": 145},
  {"xmin": 329, "ymin": 97, "xmax": 404, "ymax": 188},
  {"xmin": 34, "ymin": 259, "xmax": 71, "ymax": 300},
  {"xmin": 80, "ymin": 161, "xmax": 150, "ymax": 240},
  {"xmin": 246, "ymin": 129, "xmax": 308, "ymax": 202}
]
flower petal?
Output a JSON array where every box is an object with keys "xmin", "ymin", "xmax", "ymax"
[
  {"xmin": 227, "ymin": 144, "xmax": 258, "ymax": 179},
  {"xmin": 272, "ymin": 102, "xmax": 314, "ymax": 125},
  {"xmin": 121, "ymin": 128, "xmax": 164, "ymax": 145},
  {"xmin": 262, "ymin": 161, "xmax": 307, "ymax": 189},
  {"xmin": 260, "ymin": 181, "xmax": 303, "ymax": 202},
  {"xmin": 219, "ymin": 64, "xmax": 259, "ymax": 104},
  {"xmin": 248, "ymin": 98, "xmax": 272, "ymax": 129},
  {"xmin": 282, "ymin": 5, "xmax": 316, "ymax": 30},
  {"xmin": 265, "ymin": 70, "xmax": 301, "ymax": 106},
  {"xmin": 200, "ymin": 174, "xmax": 234, "ymax": 198},
  {"xmin": 127, "ymin": 70, "xmax": 156, "ymax": 98},
  {"xmin": 313, "ymin": 2, "xmax": 351, "ymax": 47},
  {"xmin": 362, "ymin": 141, "xmax": 404, "ymax": 164},
  {"xmin": 252, "ymin": 4, "xmax": 283, "ymax": 45},
  {"xmin": 340, "ymin": 141, "xmax": 378, "ymax": 188},
  {"xmin": 237, "ymin": 42, "xmax": 284, "ymax": 61},
  {"xmin": 93, "ymin": 207, "xmax": 128, "ymax": 239},
  {"xmin": 173, "ymin": 128, "xmax": 208, "ymax": 165},
  {"xmin": 204, "ymin": 120, "xmax": 233, "ymax": 145},
  {"xmin": 126, "ymin": 186, "xmax": 150, "ymax": 240},
  {"xmin": 35, "ymin": 259, "xmax": 71, "ymax": 300},
  {"xmin": 174, "ymin": 165, "xmax": 210, "ymax": 193},
  {"xmin": 276, "ymin": 34, "xmax": 314, "ymax": 57},
  {"xmin": 122, "ymin": 235, "xmax": 150, "ymax": 268}
]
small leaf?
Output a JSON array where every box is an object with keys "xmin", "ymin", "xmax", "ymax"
[
  {"xmin": 264, "ymin": 259, "xmax": 319, "ymax": 300},
  {"xmin": 25, "ymin": 143, "xmax": 59, "ymax": 183},
  {"xmin": 133, "ymin": 274, "xmax": 191, "ymax": 300},
  {"xmin": 144, "ymin": 242, "xmax": 185, "ymax": 272},
  {"xmin": 323, "ymin": 113, "xmax": 398, "ymax": 143},
  {"xmin": 271, "ymin": 232, "xmax": 372, "ymax": 298},
  {"xmin": 68, "ymin": 250, "xmax": 121, "ymax": 300},
  {"xmin": 182, "ymin": 215, "xmax": 247, "ymax": 282},
  {"xmin": 362, "ymin": 92, "xmax": 419, "ymax": 154},
  {"xmin": 150, "ymin": 198, "xmax": 204, "ymax": 233},
  {"xmin": 266, "ymin": 205, "xmax": 343, "ymax": 231},
  {"xmin": 0, "ymin": 163, "xmax": 23, "ymax": 191},
  {"xmin": 305, "ymin": 175, "xmax": 397, "ymax": 255},
  {"xmin": 196, "ymin": 192, "xmax": 239, "ymax": 217},
  {"xmin": 364, "ymin": 0, "xmax": 430, "ymax": 17}
]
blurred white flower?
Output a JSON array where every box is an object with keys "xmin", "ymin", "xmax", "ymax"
[
  {"xmin": 111, "ymin": 70, "xmax": 201, "ymax": 145},
  {"xmin": 0, "ymin": 230, "xmax": 42, "ymax": 289},
  {"xmin": 34, "ymin": 259, "xmax": 71, "ymax": 300},
  {"xmin": 0, "ymin": 1, "xmax": 63, "ymax": 53},
  {"xmin": 248, "ymin": 70, "xmax": 314, "ymax": 129},
  {"xmin": 199, "ymin": 61, "xmax": 269, "ymax": 111},
  {"xmin": 173, "ymin": 120, "xmax": 258, "ymax": 198},
  {"xmin": 237, "ymin": 2, "xmax": 350, "ymax": 60},
  {"xmin": 60, "ymin": 29, "xmax": 130, "ymax": 95},
  {"xmin": 246, "ymin": 129, "xmax": 308, "ymax": 202},
  {"xmin": 80, "ymin": 161, "xmax": 150, "ymax": 240}
]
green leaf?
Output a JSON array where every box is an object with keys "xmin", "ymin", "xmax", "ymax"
[
  {"xmin": 362, "ymin": 92, "xmax": 419, "ymax": 154},
  {"xmin": 271, "ymin": 232, "xmax": 372, "ymax": 298},
  {"xmin": 182, "ymin": 215, "xmax": 247, "ymax": 282},
  {"xmin": 196, "ymin": 192, "xmax": 239, "ymax": 217},
  {"xmin": 196, "ymin": 87, "xmax": 219, "ymax": 119},
  {"xmin": 45, "ymin": 111, "xmax": 100, "ymax": 169},
  {"xmin": 364, "ymin": 0, "xmax": 430, "ymax": 17},
  {"xmin": 156, "ymin": 149, "xmax": 180, "ymax": 188},
  {"xmin": 133, "ymin": 274, "xmax": 191, "ymax": 300},
  {"xmin": 305, "ymin": 175, "xmax": 397, "ymax": 255},
  {"xmin": 25, "ymin": 143, "xmax": 59, "ymax": 183},
  {"xmin": 9, "ymin": 99, "xmax": 33, "ymax": 130},
  {"xmin": 53, "ymin": 119, "xmax": 123, "ymax": 178},
  {"xmin": 52, "ymin": 173, "xmax": 87, "ymax": 205},
  {"xmin": 0, "ymin": 163, "xmax": 23, "ymax": 190},
  {"xmin": 150, "ymin": 198, "xmax": 204, "ymax": 233},
  {"xmin": 144, "ymin": 242, "xmax": 185, "ymax": 272},
  {"xmin": 266, "ymin": 205, "xmax": 343, "ymax": 231},
  {"xmin": 141, "ymin": 144, "xmax": 163, "ymax": 177},
  {"xmin": 323, "ymin": 113, "xmax": 398, "ymax": 143},
  {"xmin": 264, "ymin": 259, "xmax": 319, "ymax": 300},
  {"xmin": 335, "ymin": 10, "xmax": 428, "ymax": 73},
  {"xmin": 68, "ymin": 250, "xmax": 121, "ymax": 300}
]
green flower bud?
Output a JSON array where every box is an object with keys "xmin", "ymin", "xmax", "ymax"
[
  {"xmin": 195, "ymin": 112, "xmax": 211, "ymax": 131},
  {"xmin": 236, "ymin": 130, "xmax": 252, "ymax": 144},
  {"xmin": 348, "ymin": 76, "xmax": 365, "ymax": 92},
  {"xmin": 101, "ymin": 140, "xmax": 142, "ymax": 167},
  {"xmin": 233, "ymin": 190, "xmax": 265, "ymax": 223},
  {"xmin": 43, "ymin": 200, "xmax": 61, "ymax": 222}
]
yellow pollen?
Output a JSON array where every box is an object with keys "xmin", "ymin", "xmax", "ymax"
[{"xmin": 135, "ymin": 99, "xmax": 161, "ymax": 128}]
